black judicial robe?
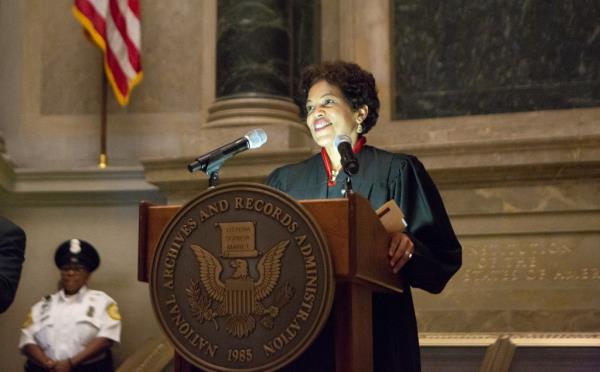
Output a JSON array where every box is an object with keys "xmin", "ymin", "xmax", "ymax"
[{"xmin": 266, "ymin": 145, "xmax": 462, "ymax": 372}]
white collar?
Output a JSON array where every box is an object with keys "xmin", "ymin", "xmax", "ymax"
[{"xmin": 58, "ymin": 285, "xmax": 88, "ymax": 302}]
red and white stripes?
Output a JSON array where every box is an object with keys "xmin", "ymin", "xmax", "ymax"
[{"xmin": 73, "ymin": 0, "xmax": 142, "ymax": 106}]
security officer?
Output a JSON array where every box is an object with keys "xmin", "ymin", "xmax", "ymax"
[{"xmin": 19, "ymin": 239, "xmax": 121, "ymax": 372}]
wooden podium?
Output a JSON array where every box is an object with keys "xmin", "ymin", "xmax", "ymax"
[{"xmin": 138, "ymin": 191, "xmax": 403, "ymax": 372}]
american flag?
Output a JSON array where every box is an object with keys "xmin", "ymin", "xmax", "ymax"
[{"xmin": 72, "ymin": 0, "xmax": 142, "ymax": 106}]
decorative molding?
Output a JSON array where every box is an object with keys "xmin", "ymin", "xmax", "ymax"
[
  {"xmin": 0, "ymin": 165, "xmax": 163, "ymax": 206},
  {"xmin": 206, "ymin": 97, "xmax": 303, "ymax": 129},
  {"xmin": 140, "ymin": 134, "xmax": 600, "ymax": 201},
  {"xmin": 389, "ymin": 135, "xmax": 600, "ymax": 187},
  {"xmin": 452, "ymin": 210, "xmax": 600, "ymax": 236},
  {"xmin": 394, "ymin": 135, "xmax": 600, "ymax": 158},
  {"xmin": 3, "ymin": 134, "xmax": 600, "ymax": 207},
  {"xmin": 431, "ymin": 161, "xmax": 600, "ymax": 188},
  {"xmin": 420, "ymin": 332, "xmax": 600, "ymax": 347}
]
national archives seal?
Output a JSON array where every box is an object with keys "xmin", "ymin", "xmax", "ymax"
[{"xmin": 150, "ymin": 182, "xmax": 335, "ymax": 371}]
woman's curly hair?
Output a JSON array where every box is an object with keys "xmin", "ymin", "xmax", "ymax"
[{"xmin": 298, "ymin": 61, "xmax": 380, "ymax": 134}]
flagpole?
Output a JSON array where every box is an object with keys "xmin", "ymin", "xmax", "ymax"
[
  {"xmin": 73, "ymin": 1, "xmax": 142, "ymax": 169},
  {"xmin": 99, "ymin": 71, "xmax": 108, "ymax": 168}
]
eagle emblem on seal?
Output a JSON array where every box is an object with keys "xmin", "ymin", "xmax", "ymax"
[{"xmin": 187, "ymin": 240, "xmax": 295, "ymax": 338}]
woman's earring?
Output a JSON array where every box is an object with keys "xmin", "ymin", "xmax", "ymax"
[{"xmin": 357, "ymin": 123, "xmax": 364, "ymax": 134}]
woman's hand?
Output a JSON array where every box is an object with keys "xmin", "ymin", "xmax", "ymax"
[
  {"xmin": 388, "ymin": 232, "xmax": 414, "ymax": 274},
  {"xmin": 22, "ymin": 344, "xmax": 56, "ymax": 371},
  {"xmin": 52, "ymin": 359, "xmax": 72, "ymax": 372},
  {"xmin": 43, "ymin": 359, "xmax": 57, "ymax": 371}
]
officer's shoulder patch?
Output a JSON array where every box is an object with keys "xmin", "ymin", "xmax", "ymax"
[
  {"xmin": 106, "ymin": 302, "xmax": 121, "ymax": 320},
  {"xmin": 22, "ymin": 311, "xmax": 32, "ymax": 329}
]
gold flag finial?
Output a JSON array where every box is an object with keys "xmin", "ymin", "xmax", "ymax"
[{"xmin": 99, "ymin": 153, "xmax": 108, "ymax": 169}]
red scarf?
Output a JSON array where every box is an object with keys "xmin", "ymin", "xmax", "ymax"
[{"xmin": 321, "ymin": 136, "xmax": 366, "ymax": 186}]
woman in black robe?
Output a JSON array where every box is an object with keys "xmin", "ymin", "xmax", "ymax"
[{"xmin": 266, "ymin": 61, "xmax": 462, "ymax": 372}]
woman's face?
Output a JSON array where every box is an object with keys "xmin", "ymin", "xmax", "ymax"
[
  {"xmin": 305, "ymin": 80, "xmax": 363, "ymax": 148},
  {"xmin": 60, "ymin": 264, "xmax": 90, "ymax": 295}
]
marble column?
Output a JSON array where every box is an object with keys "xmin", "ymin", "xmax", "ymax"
[
  {"xmin": 204, "ymin": 0, "xmax": 318, "ymax": 150},
  {"xmin": 217, "ymin": 0, "xmax": 292, "ymax": 98}
]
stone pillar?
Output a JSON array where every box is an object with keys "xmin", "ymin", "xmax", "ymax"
[
  {"xmin": 204, "ymin": 0, "xmax": 318, "ymax": 150},
  {"xmin": 216, "ymin": 0, "xmax": 292, "ymax": 98}
]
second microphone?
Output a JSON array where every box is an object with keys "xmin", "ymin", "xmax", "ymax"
[{"xmin": 187, "ymin": 129, "xmax": 268, "ymax": 174}]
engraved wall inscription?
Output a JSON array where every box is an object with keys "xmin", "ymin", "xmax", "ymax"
[
  {"xmin": 460, "ymin": 237, "xmax": 600, "ymax": 286},
  {"xmin": 415, "ymin": 233, "xmax": 600, "ymax": 332}
]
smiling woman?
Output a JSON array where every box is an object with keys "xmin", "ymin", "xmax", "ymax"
[
  {"xmin": 266, "ymin": 61, "xmax": 462, "ymax": 372},
  {"xmin": 304, "ymin": 80, "xmax": 364, "ymax": 155},
  {"xmin": 19, "ymin": 239, "xmax": 121, "ymax": 372}
]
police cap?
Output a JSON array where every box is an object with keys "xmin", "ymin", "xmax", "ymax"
[{"xmin": 54, "ymin": 239, "xmax": 100, "ymax": 272}]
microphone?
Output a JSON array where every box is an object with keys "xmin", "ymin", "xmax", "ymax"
[
  {"xmin": 334, "ymin": 134, "xmax": 359, "ymax": 175},
  {"xmin": 188, "ymin": 129, "xmax": 268, "ymax": 173}
]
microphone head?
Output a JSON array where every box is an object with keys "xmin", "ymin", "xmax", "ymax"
[
  {"xmin": 334, "ymin": 134, "xmax": 359, "ymax": 175},
  {"xmin": 334, "ymin": 134, "xmax": 352, "ymax": 149},
  {"xmin": 245, "ymin": 128, "xmax": 268, "ymax": 149}
]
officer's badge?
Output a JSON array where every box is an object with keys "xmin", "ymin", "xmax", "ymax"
[
  {"xmin": 107, "ymin": 303, "xmax": 121, "ymax": 320},
  {"xmin": 69, "ymin": 239, "xmax": 82, "ymax": 254}
]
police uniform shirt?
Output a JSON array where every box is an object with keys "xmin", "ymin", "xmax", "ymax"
[{"xmin": 19, "ymin": 286, "xmax": 121, "ymax": 361}]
